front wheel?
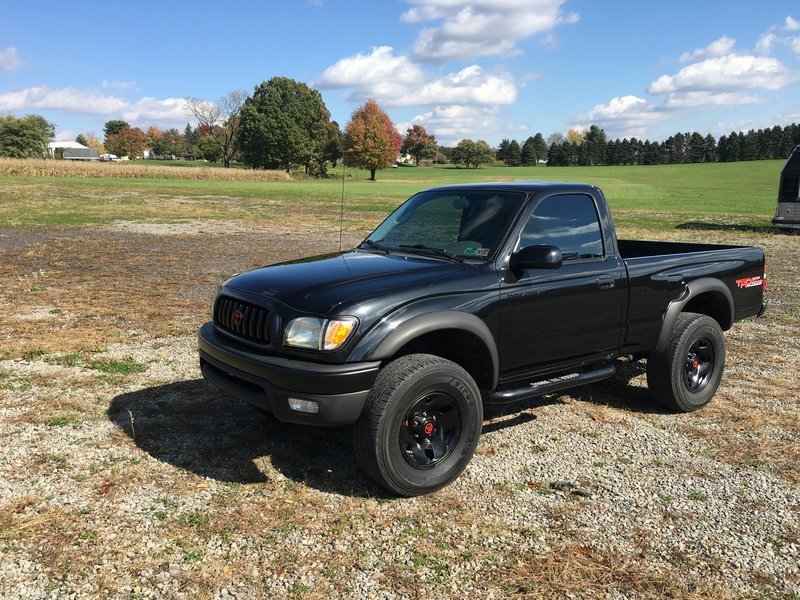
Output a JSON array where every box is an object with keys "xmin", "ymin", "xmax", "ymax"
[
  {"xmin": 647, "ymin": 312, "xmax": 726, "ymax": 412},
  {"xmin": 353, "ymin": 354, "xmax": 483, "ymax": 496}
]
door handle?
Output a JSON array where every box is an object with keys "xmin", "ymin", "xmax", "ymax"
[{"xmin": 597, "ymin": 277, "xmax": 615, "ymax": 289}]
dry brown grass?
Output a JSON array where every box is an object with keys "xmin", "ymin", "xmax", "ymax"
[
  {"xmin": 0, "ymin": 158, "xmax": 291, "ymax": 181},
  {"xmin": 496, "ymin": 543, "xmax": 733, "ymax": 599}
]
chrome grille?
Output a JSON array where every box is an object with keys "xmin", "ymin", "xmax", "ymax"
[{"xmin": 214, "ymin": 296, "xmax": 270, "ymax": 344}]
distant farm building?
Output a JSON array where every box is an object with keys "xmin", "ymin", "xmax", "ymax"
[
  {"xmin": 48, "ymin": 141, "xmax": 100, "ymax": 160},
  {"xmin": 48, "ymin": 141, "xmax": 89, "ymax": 157},
  {"xmin": 63, "ymin": 148, "xmax": 100, "ymax": 161}
]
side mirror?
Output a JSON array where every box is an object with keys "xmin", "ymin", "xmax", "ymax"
[{"xmin": 509, "ymin": 245, "xmax": 562, "ymax": 274}]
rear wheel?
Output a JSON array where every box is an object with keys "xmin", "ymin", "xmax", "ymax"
[
  {"xmin": 647, "ymin": 312, "xmax": 725, "ymax": 412},
  {"xmin": 353, "ymin": 354, "xmax": 483, "ymax": 496}
]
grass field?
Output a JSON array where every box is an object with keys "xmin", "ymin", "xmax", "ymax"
[{"xmin": 0, "ymin": 159, "xmax": 785, "ymax": 230}]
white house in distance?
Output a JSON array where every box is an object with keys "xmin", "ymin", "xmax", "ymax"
[{"xmin": 47, "ymin": 141, "xmax": 100, "ymax": 161}]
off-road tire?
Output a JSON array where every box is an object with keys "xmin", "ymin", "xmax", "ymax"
[
  {"xmin": 353, "ymin": 354, "xmax": 483, "ymax": 496},
  {"xmin": 647, "ymin": 312, "xmax": 726, "ymax": 412}
]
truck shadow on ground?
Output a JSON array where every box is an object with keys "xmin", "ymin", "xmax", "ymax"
[
  {"xmin": 108, "ymin": 379, "xmax": 390, "ymax": 498},
  {"xmin": 108, "ymin": 370, "xmax": 668, "ymax": 496}
]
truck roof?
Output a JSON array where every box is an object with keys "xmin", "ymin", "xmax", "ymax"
[{"xmin": 423, "ymin": 180, "xmax": 600, "ymax": 194}]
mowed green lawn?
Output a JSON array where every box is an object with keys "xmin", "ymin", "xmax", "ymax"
[{"xmin": 0, "ymin": 160, "xmax": 784, "ymax": 230}]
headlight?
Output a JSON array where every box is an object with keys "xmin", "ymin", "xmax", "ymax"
[{"xmin": 283, "ymin": 317, "xmax": 358, "ymax": 351}]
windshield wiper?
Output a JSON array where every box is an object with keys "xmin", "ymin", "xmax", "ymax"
[
  {"xmin": 359, "ymin": 239, "xmax": 390, "ymax": 253},
  {"xmin": 399, "ymin": 244, "xmax": 464, "ymax": 263}
]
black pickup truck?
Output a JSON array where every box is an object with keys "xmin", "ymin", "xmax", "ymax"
[{"xmin": 199, "ymin": 182, "xmax": 766, "ymax": 496}]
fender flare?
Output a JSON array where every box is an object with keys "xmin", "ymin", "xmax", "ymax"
[
  {"xmin": 354, "ymin": 311, "xmax": 499, "ymax": 390},
  {"xmin": 654, "ymin": 277, "xmax": 733, "ymax": 354}
]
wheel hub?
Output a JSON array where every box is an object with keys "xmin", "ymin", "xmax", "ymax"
[
  {"xmin": 400, "ymin": 393, "xmax": 461, "ymax": 470},
  {"xmin": 411, "ymin": 413, "xmax": 437, "ymax": 437}
]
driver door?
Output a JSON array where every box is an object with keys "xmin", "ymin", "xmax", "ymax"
[{"xmin": 499, "ymin": 193, "xmax": 624, "ymax": 375}]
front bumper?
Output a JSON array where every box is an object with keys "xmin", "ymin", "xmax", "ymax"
[{"xmin": 198, "ymin": 322, "xmax": 380, "ymax": 426}]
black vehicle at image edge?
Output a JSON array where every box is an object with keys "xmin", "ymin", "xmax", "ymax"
[{"xmin": 198, "ymin": 182, "xmax": 767, "ymax": 496}]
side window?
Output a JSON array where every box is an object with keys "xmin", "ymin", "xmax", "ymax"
[{"xmin": 519, "ymin": 194, "xmax": 604, "ymax": 261}]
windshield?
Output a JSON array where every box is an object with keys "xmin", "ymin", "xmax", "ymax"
[{"xmin": 363, "ymin": 190, "xmax": 525, "ymax": 260}]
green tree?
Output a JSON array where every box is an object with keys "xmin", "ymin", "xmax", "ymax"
[
  {"xmin": 583, "ymin": 125, "xmax": 607, "ymax": 165},
  {"xmin": 532, "ymin": 133, "xmax": 548, "ymax": 164},
  {"xmin": 239, "ymin": 77, "xmax": 330, "ymax": 172},
  {"xmin": 103, "ymin": 120, "xmax": 130, "ymax": 140},
  {"xmin": 186, "ymin": 91, "xmax": 246, "ymax": 168},
  {"xmin": 505, "ymin": 139, "xmax": 521, "ymax": 166},
  {"xmin": 75, "ymin": 134, "xmax": 88, "ymax": 146},
  {"xmin": 687, "ymin": 132, "xmax": 706, "ymax": 163},
  {"xmin": 183, "ymin": 123, "xmax": 198, "ymax": 157},
  {"xmin": 323, "ymin": 121, "xmax": 343, "ymax": 168},
  {"xmin": 521, "ymin": 136, "xmax": 536, "ymax": 166},
  {"xmin": 0, "ymin": 114, "xmax": 54, "ymax": 158},
  {"xmin": 195, "ymin": 133, "xmax": 223, "ymax": 162},
  {"xmin": 452, "ymin": 139, "xmax": 494, "ymax": 168},
  {"xmin": 400, "ymin": 124, "xmax": 437, "ymax": 166},
  {"xmin": 343, "ymin": 99, "xmax": 402, "ymax": 181},
  {"xmin": 495, "ymin": 138, "xmax": 511, "ymax": 162},
  {"xmin": 703, "ymin": 133, "xmax": 717, "ymax": 162}
]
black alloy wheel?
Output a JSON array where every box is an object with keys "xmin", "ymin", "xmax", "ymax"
[
  {"xmin": 400, "ymin": 393, "xmax": 461, "ymax": 469},
  {"xmin": 684, "ymin": 337, "xmax": 715, "ymax": 392}
]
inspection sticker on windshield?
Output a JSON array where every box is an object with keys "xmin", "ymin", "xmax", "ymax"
[{"xmin": 464, "ymin": 247, "xmax": 490, "ymax": 257}]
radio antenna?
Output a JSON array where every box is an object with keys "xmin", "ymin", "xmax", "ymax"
[{"xmin": 338, "ymin": 160, "xmax": 346, "ymax": 252}]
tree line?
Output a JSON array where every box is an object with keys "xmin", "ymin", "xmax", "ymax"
[
  {"xmin": 2, "ymin": 76, "xmax": 799, "ymax": 178},
  {"xmin": 535, "ymin": 124, "xmax": 800, "ymax": 167}
]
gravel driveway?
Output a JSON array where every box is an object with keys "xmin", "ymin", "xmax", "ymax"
[{"xmin": 0, "ymin": 222, "xmax": 797, "ymax": 599}]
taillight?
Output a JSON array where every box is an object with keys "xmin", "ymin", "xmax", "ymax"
[{"xmin": 762, "ymin": 266, "xmax": 767, "ymax": 293}]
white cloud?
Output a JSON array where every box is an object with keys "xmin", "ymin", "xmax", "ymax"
[
  {"xmin": 0, "ymin": 85, "xmax": 189, "ymax": 127},
  {"xmin": 662, "ymin": 91, "xmax": 761, "ymax": 109},
  {"xmin": 54, "ymin": 129, "xmax": 76, "ymax": 142},
  {"xmin": 316, "ymin": 46, "xmax": 425, "ymax": 92},
  {"xmin": 317, "ymin": 46, "xmax": 517, "ymax": 107},
  {"xmin": 409, "ymin": 105, "xmax": 527, "ymax": 144},
  {"xmin": 754, "ymin": 16, "xmax": 800, "ymax": 55},
  {"xmin": 756, "ymin": 32, "xmax": 777, "ymax": 54},
  {"xmin": 648, "ymin": 54, "xmax": 792, "ymax": 95},
  {"xmin": 402, "ymin": 0, "xmax": 579, "ymax": 61},
  {"xmin": 0, "ymin": 47, "xmax": 23, "ymax": 73},
  {"xmin": 679, "ymin": 36, "xmax": 736, "ymax": 63},
  {"xmin": 574, "ymin": 96, "xmax": 668, "ymax": 139}
]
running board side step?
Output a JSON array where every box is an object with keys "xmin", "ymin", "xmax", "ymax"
[{"xmin": 486, "ymin": 365, "xmax": 616, "ymax": 404}]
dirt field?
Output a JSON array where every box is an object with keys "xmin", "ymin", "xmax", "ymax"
[{"xmin": 0, "ymin": 213, "xmax": 798, "ymax": 598}]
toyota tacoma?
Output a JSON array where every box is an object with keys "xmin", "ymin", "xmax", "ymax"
[{"xmin": 198, "ymin": 182, "xmax": 767, "ymax": 496}]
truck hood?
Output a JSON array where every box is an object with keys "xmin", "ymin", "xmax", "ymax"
[{"xmin": 224, "ymin": 250, "xmax": 467, "ymax": 314}]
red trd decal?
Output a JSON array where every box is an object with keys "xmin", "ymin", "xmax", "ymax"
[{"xmin": 736, "ymin": 276, "xmax": 763, "ymax": 289}]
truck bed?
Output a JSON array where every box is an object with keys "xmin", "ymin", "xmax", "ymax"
[{"xmin": 618, "ymin": 239, "xmax": 742, "ymax": 259}]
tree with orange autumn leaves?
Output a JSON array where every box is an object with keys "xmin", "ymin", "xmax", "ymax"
[{"xmin": 343, "ymin": 99, "xmax": 401, "ymax": 181}]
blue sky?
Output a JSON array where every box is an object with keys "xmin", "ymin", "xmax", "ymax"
[{"xmin": 1, "ymin": 1, "xmax": 799, "ymax": 145}]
